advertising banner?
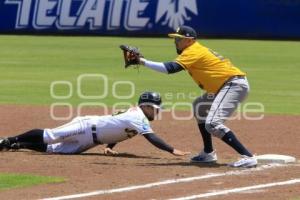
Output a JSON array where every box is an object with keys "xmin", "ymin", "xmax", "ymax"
[{"xmin": 1, "ymin": 0, "xmax": 300, "ymax": 38}]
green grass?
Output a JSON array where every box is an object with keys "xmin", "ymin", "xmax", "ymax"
[
  {"xmin": 0, "ymin": 173, "xmax": 64, "ymax": 190},
  {"xmin": 290, "ymin": 197, "xmax": 300, "ymax": 200},
  {"xmin": 0, "ymin": 35, "xmax": 299, "ymax": 114}
]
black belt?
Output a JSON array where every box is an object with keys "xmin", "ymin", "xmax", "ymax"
[
  {"xmin": 230, "ymin": 75, "xmax": 245, "ymax": 80},
  {"xmin": 216, "ymin": 75, "xmax": 246, "ymax": 94},
  {"xmin": 225, "ymin": 75, "xmax": 246, "ymax": 84},
  {"xmin": 91, "ymin": 125, "xmax": 102, "ymax": 144}
]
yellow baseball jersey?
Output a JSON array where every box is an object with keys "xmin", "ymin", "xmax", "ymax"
[{"xmin": 175, "ymin": 42, "xmax": 246, "ymax": 93}]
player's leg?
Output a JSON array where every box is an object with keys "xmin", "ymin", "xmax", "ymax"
[
  {"xmin": 44, "ymin": 117, "xmax": 94, "ymax": 154},
  {"xmin": 205, "ymin": 77, "xmax": 256, "ymax": 167},
  {"xmin": 0, "ymin": 129, "xmax": 47, "ymax": 152},
  {"xmin": 191, "ymin": 93, "xmax": 217, "ymax": 163},
  {"xmin": 43, "ymin": 118, "xmax": 83, "ymax": 145},
  {"xmin": 1, "ymin": 117, "xmax": 87, "ymax": 153},
  {"xmin": 46, "ymin": 128, "xmax": 95, "ymax": 154}
]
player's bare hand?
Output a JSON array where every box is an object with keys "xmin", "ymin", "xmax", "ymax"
[
  {"xmin": 104, "ymin": 147, "xmax": 119, "ymax": 155},
  {"xmin": 172, "ymin": 149, "xmax": 191, "ymax": 156}
]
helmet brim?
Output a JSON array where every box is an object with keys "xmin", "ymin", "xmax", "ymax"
[
  {"xmin": 139, "ymin": 103, "xmax": 162, "ymax": 110},
  {"xmin": 168, "ymin": 33, "xmax": 195, "ymax": 39}
]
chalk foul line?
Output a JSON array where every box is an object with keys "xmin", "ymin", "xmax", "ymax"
[
  {"xmin": 42, "ymin": 163, "xmax": 296, "ymax": 200},
  {"xmin": 168, "ymin": 178, "xmax": 300, "ymax": 200}
]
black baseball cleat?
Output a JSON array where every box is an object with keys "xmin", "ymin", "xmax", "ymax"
[
  {"xmin": 10, "ymin": 142, "xmax": 21, "ymax": 150},
  {"xmin": 0, "ymin": 138, "xmax": 11, "ymax": 151}
]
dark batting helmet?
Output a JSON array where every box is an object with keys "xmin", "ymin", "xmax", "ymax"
[{"xmin": 138, "ymin": 91, "xmax": 162, "ymax": 109}]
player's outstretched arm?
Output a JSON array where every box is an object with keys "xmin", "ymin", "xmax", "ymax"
[
  {"xmin": 140, "ymin": 58, "xmax": 184, "ymax": 74},
  {"xmin": 143, "ymin": 133, "xmax": 190, "ymax": 156},
  {"xmin": 104, "ymin": 143, "xmax": 118, "ymax": 155}
]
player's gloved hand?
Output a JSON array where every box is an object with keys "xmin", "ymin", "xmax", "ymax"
[
  {"xmin": 119, "ymin": 45, "xmax": 143, "ymax": 68},
  {"xmin": 172, "ymin": 149, "xmax": 191, "ymax": 156},
  {"xmin": 104, "ymin": 147, "xmax": 119, "ymax": 155}
]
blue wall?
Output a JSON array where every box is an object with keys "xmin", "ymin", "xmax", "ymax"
[{"xmin": 1, "ymin": 0, "xmax": 300, "ymax": 39}]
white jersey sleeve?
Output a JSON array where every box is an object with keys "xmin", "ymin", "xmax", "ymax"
[{"xmin": 122, "ymin": 107, "xmax": 153, "ymax": 135}]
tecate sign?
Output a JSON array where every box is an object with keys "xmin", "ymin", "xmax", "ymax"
[{"xmin": 4, "ymin": 0, "xmax": 198, "ymax": 31}]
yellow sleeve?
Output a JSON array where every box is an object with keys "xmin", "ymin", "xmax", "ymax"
[{"xmin": 175, "ymin": 51, "xmax": 202, "ymax": 69}]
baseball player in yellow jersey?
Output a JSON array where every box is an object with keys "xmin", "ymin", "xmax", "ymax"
[{"xmin": 139, "ymin": 26, "xmax": 257, "ymax": 168}]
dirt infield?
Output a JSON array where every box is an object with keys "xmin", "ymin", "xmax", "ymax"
[{"xmin": 0, "ymin": 105, "xmax": 299, "ymax": 200}]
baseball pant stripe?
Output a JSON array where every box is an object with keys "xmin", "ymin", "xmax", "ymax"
[{"xmin": 209, "ymin": 82, "xmax": 233, "ymax": 129}]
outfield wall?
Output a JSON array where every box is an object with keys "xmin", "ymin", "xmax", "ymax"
[{"xmin": 1, "ymin": 0, "xmax": 300, "ymax": 39}]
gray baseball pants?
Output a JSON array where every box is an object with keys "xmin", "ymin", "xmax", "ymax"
[{"xmin": 193, "ymin": 76, "xmax": 249, "ymax": 138}]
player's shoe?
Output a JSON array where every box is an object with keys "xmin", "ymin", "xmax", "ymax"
[
  {"xmin": 228, "ymin": 155, "xmax": 257, "ymax": 168},
  {"xmin": 10, "ymin": 142, "xmax": 21, "ymax": 150},
  {"xmin": 190, "ymin": 150, "xmax": 217, "ymax": 163},
  {"xmin": 0, "ymin": 138, "xmax": 11, "ymax": 151}
]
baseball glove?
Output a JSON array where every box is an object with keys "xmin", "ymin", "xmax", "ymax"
[{"xmin": 119, "ymin": 45, "xmax": 143, "ymax": 68}]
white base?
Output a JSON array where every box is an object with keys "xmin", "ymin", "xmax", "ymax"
[{"xmin": 256, "ymin": 154, "xmax": 296, "ymax": 164}]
